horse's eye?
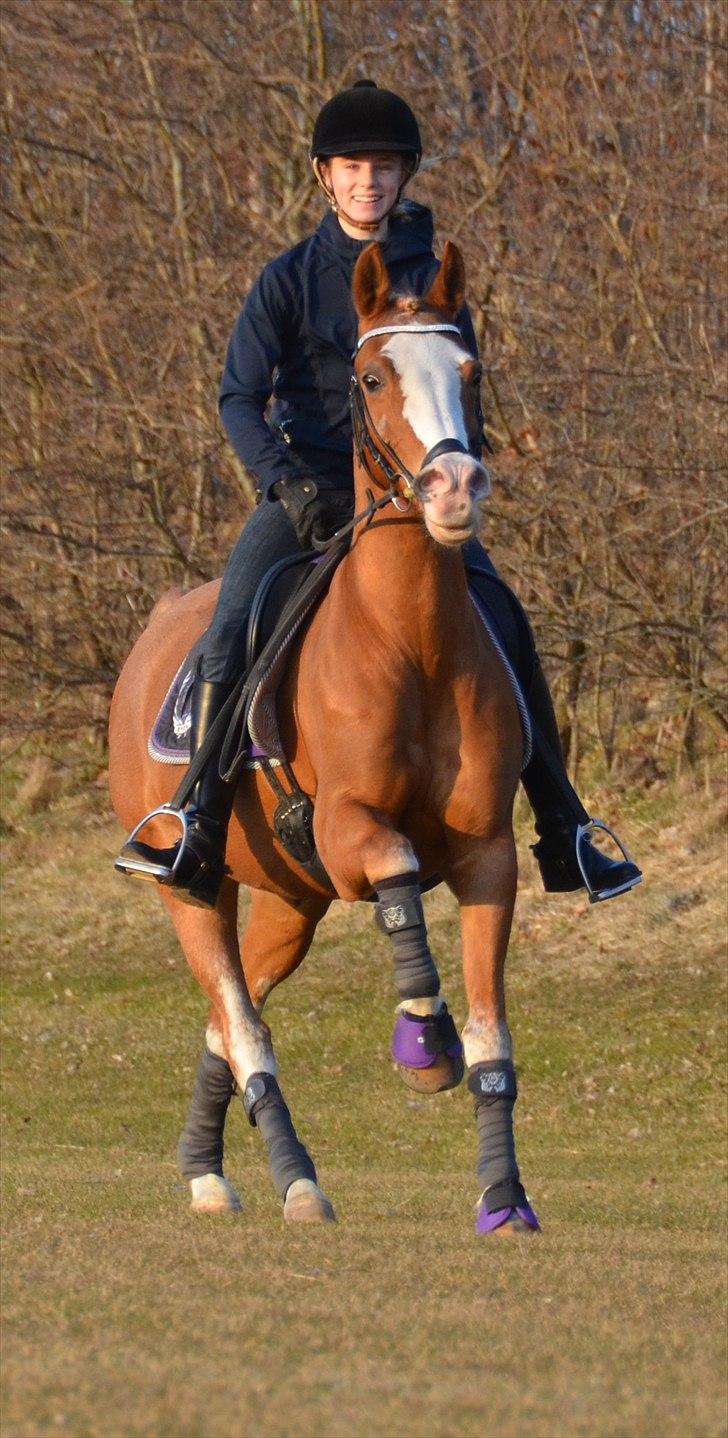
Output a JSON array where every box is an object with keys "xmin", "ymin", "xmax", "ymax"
[
  {"xmin": 363, "ymin": 373, "xmax": 382, "ymax": 391},
  {"xmin": 471, "ymin": 367, "xmax": 483, "ymax": 386}
]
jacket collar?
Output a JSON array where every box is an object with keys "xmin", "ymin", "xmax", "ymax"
[{"xmin": 316, "ymin": 201, "xmax": 435, "ymax": 269}]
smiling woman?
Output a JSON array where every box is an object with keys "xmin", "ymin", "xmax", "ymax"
[{"xmin": 316, "ymin": 155, "xmax": 405, "ymax": 239}]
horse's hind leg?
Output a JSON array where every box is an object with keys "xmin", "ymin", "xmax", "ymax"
[
  {"xmin": 178, "ymin": 1006, "xmax": 242, "ymax": 1215},
  {"xmin": 239, "ymin": 887, "xmax": 335, "ymax": 1221},
  {"xmin": 163, "ymin": 878, "xmax": 333, "ymax": 1222},
  {"xmin": 240, "ymin": 886, "xmax": 330, "ymax": 1013}
]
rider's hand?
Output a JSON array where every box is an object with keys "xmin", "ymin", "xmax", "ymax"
[{"xmin": 274, "ymin": 477, "xmax": 354, "ymax": 549}]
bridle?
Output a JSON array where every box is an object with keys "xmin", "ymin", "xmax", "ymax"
[
  {"xmin": 315, "ymin": 321, "xmax": 483, "ymax": 551},
  {"xmin": 351, "ymin": 321, "xmax": 480, "ymax": 498}
]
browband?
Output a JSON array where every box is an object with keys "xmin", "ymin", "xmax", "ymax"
[{"xmin": 354, "ymin": 323, "xmax": 463, "ymax": 355}]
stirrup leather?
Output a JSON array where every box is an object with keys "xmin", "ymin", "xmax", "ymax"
[
  {"xmin": 576, "ymin": 818, "xmax": 642, "ymax": 904},
  {"xmin": 115, "ymin": 804, "xmax": 189, "ymax": 882}
]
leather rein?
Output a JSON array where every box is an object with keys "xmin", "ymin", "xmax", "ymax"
[{"xmin": 315, "ymin": 321, "xmax": 479, "ymax": 551}]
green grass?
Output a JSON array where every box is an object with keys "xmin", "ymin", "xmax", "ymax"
[{"xmin": 1, "ymin": 787, "xmax": 726, "ymax": 1438}]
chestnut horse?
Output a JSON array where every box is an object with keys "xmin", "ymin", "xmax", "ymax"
[{"xmin": 109, "ymin": 241, "xmax": 538, "ymax": 1236}]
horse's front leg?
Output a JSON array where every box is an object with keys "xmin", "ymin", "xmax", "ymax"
[
  {"xmin": 162, "ymin": 879, "xmax": 334, "ymax": 1223},
  {"xmin": 316, "ymin": 799, "xmax": 464, "ymax": 1093},
  {"xmin": 447, "ymin": 832, "xmax": 540, "ymax": 1236}
]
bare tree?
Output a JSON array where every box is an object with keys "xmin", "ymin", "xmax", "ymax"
[{"xmin": 1, "ymin": 0, "xmax": 725, "ymax": 778}]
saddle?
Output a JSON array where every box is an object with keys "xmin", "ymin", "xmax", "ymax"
[
  {"xmin": 147, "ymin": 548, "xmax": 536, "ymax": 886},
  {"xmin": 149, "ymin": 547, "xmax": 341, "ymax": 767},
  {"xmin": 151, "ymin": 555, "xmax": 533, "ymax": 765}
]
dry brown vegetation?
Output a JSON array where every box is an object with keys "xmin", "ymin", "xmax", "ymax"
[{"xmin": 1, "ymin": 0, "xmax": 726, "ymax": 780}]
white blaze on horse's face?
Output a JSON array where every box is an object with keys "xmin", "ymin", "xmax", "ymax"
[{"xmin": 382, "ymin": 331, "xmax": 491, "ymax": 547}]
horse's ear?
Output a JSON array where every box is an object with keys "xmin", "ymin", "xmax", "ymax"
[
  {"xmin": 352, "ymin": 243, "xmax": 391, "ymax": 322},
  {"xmin": 425, "ymin": 241, "xmax": 466, "ymax": 317}
]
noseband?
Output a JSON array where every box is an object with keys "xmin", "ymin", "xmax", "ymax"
[{"xmin": 351, "ymin": 322, "xmax": 480, "ymax": 498}]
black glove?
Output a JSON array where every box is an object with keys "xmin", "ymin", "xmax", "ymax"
[{"xmin": 274, "ymin": 477, "xmax": 354, "ymax": 549}]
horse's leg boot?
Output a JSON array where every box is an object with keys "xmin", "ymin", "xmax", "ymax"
[
  {"xmin": 523, "ymin": 658, "xmax": 642, "ymax": 902},
  {"xmin": 118, "ymin": 677, "xmax": 236, "ymax": 910}
]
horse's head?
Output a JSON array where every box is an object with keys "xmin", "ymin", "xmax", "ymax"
[{"xmin": 351, "ymin": 240, "xmax": 490, "ymax": 547}]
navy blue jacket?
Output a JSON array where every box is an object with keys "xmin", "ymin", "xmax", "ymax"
[{"xmin": 219, "ymin": 202, "xmax": 478, "ymax": 500}]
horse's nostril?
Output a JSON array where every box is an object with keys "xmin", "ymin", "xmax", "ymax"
[
  {"xmin": 417, "ymin": 465, "xmax": 457, "ymax": 500},
  {"xmin": 464, "ymin": 462, "xmax": 491, "ymax": 498}
]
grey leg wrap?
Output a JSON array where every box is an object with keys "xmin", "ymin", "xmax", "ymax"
[
  {"xmin": 468, "ymin": 1061, "xmax": 527, "ymax": 1212},
  {"xmin": 242, "ymin": 1072, "xmax": 317, "ymax": 1200},
  {"xmin": 177, "ymin": 1046, "xmax": 236, "ymax": 1180},
  {"xmin": 375, "ymin": 874, "xmax": 440, "ymax": 999}
]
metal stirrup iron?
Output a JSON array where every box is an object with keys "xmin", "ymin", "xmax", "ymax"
[
  {"xmin": 114, "ymin": 805, "xmax": 189, "ymax": 882},
  {"xmin": 575, "ymin": 818, "xmax": 641, "ymax": 903}
]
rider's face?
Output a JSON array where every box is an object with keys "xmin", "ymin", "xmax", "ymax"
[{"xmin": 322, "ymin": 153, "xmax": 405, "ymax": 227}]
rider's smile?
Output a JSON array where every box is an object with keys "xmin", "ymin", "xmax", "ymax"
[{"xmin": 321, "ymin": 154, "xmax": 403, "ymax": 235}]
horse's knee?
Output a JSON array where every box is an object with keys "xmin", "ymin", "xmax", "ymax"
[{"xmin": 316, "ymin": 800, "xmax": 418, "ymax": 898}]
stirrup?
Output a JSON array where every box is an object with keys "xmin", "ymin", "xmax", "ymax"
[
  {"xmin": 575, "ymin": 818, "xmax": 642, "ymax": 904},
  {"xmin": 114, "ymin": 804, "xmax": 189, "ymax": 883}
]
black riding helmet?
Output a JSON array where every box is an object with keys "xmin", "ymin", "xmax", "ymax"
[
  {"xmin": 311, "ymin": 78, "xmax": 422, "ymax": 166},
  {"xmin": 311, "ymin": 80, "xmax": 421, "ymax": 230}
]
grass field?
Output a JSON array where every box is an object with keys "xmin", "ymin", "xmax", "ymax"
[{"xmin": 1, "ymin": 778, "xmax": 726, "ymax": 1438}]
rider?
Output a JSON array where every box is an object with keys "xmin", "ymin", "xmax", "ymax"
[{"xmin": 118, "ymin": 79, "xmax": 641, "ymax": 911}]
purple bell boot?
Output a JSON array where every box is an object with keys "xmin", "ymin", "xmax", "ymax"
[
  {"xmin": 475, "ymin": 1195, "xmax": 540, "ymax": 1235},
  {"xmin": 390, "ymin": 1004, "xmax": 465, "ymax": 1092}
]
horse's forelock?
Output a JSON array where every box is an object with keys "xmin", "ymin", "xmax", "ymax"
[{"xmin": 364, "ymin": 296, "xmax": 450, "ymax": 333}]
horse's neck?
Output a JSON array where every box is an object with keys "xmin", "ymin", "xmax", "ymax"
[{"xmin": 347, "ymin": 498, "xmax": 472, "ymax": 671}]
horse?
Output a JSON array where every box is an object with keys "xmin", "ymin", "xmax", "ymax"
[{"xmin": 108, "ymin": 240, "xmax": 539, "ymax": 1236}]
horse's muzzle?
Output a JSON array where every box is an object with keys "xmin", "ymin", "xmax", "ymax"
[{"xmin": 415, "ymin": 454, "xmax": 491, "ymax": 546}]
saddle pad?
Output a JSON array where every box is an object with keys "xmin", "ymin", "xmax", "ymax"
[
  {"xmin": 148, "ymin": 543, "xmax": 345, "ymax": 768},
  {"xmin": 148, "ymin": 635, "xmax": 202, "ymax": 765},
  {"xmin": 149, "ymin": 582, "xmax": 533, "ymax": 770}
]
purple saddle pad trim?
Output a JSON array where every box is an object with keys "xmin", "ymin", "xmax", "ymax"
[
  {"xmin": 390, "ymin": 1011, "xmax": 463, "ymax": 1069},
  {"xmin": 476, "ymin": 1200, "xmax": 540, "ymax": 1234},
  {"xmin": 148, "ymin": 656, "xmax": 272, "ymax": 768}
]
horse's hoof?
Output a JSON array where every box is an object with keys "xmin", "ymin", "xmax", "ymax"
[
  {"xmin": 189, "ymin": 1173, "xmax": 242, "ymax": 1214},
  {"xmin": 475, "ymin": 1198, "xmax": 540, "ymax": 1236},
  {"xmin": 393, "ymin": 1052, "xmax": 465, "ymax": 1093},
  {"xmin": 283, "ymin": 1178, "xmax": 336, "ymax": 1224},
  {"xmin": 391, "ymin": 1008, "xmax": 464, "ymax": 1093}
]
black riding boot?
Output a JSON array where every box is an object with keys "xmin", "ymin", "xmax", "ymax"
[
  {"xmin": 523, "ymin": 657, "xmax": 642, "ymax": 903},
  {"xmin": 116, "ymin": 676, "xmax": 236, "ymax": 910}
]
